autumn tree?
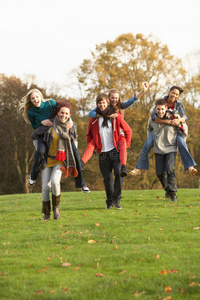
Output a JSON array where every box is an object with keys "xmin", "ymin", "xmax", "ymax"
[{"xmin": 75, "ymin": 33, "xmax": 187, "ymax": 190}]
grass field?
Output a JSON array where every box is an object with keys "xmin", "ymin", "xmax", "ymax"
[{"xmin": 0, "ymin": 189, "xmax": 200, "ymax": 300}]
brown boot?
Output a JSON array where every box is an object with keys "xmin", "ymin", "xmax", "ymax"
[
  {"xmin": 52, "ymin": 194, "xmax": 60, "ymax": 219},
  {"xmin": 42, "ymin": 201, "xmax": 51, "ymax": 221}
]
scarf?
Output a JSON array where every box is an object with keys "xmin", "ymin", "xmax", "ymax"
[
  {"xmin": 96, "ymin": 105, "xmax": 116, "ymax": 127},
  {"xmin": 54, "ymin": 115, "xmax": 78, "ymax": 178}
]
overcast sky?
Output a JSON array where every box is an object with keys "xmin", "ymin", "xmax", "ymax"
[{"xmin": 0, "ymin": 0, "xmax": 200, "ymax": 95}]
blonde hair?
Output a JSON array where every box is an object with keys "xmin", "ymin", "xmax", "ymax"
[
  {"xmin": 19, "ymin": 89, "xmax": 44, "ymax": 123},
  {"xmin": 108, "ymin": 88, "xmax": 123, "ymax": 115}
]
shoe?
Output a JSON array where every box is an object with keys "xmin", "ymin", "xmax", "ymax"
[
  {"xmin": 29, "ymin": 175, "xmax": 36, "ymax": 186},
  {"xmin": 187, "ymin": 167, "xmax": 198, "ymax": 176},
  {"xmin": 165, "ymin": 191, "xmax": 170, "ymax": 198},
  {"xmin": 81, "ymin": 186, "xmax": 90, "ymax": 193},
  {"xmin": 169, "ymin": 193, "xmax": 177, "ymax": 202},
  {"xmin": 129, "ymin": 168, "xmax": 141, "ymax": 176},
  {"xmin": 106, "ymin": 204, "xmax": 113, "ymax": 209},
  {"xmin": 42, "ymin": 214, "xmax": 50, "ymax": 221},
  {"xmin": 120, "ymin": 164, "xmax": 127, "ymax": 177},
  {"xmin": 115, "ymin": 203, "xmax": 122, "ymax": 209}
]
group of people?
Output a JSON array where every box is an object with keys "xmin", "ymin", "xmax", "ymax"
[{"xmin": 20, "ymin": 83, "xmax": 197, "ymax": 220}]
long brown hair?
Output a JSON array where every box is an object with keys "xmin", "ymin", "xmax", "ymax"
[{"xmin": 108, "ymin": 88, "xmax": 123, "ymax": 115}]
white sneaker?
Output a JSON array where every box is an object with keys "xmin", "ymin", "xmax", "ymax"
[
  {"xmin": 81, "ymin": 186, "xmax": 90, "ymax": 193},
  {"xmin": 129, "ymin": 168, "xmax": 141, "ymax": 176},
  {"xmin": 29, "ymin": 175, "xmax": 36, "ymax": 186}
]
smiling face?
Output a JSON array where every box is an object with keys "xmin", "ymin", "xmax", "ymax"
[
  {"xmin": 57, "ymin": 107, "xmax": 71, "ymax": 123},
  {"xmin": 156, "ymin": 104, "xmax": 167, "ymax": 119},
  {"xmin": 168, "ymin": 88, "xmax": 180, "ymax": 103},
  {"xmin": 30, "ymin": 91, "xmax": 42, "ymax": 107},
  {"xmin": 97, "ymin": 99, "xmax": 108, "ymax": 111},
  {"xmin": 109, "ymin": 92, "xmax": 119, "ymax": 107}
]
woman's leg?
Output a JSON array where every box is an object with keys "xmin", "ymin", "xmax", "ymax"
[
  {"xmin": 136, "ymin": 131, "xmax": 154, "ymax": 170},
  {"xmin": 30, "ymin": 136, "xmax": 47, "ymax": 181},
  {"xmin": 118, "ymin": 135, "xmax": 127, "ymax": 177},
  {"xmin": 72, "ymin": 143, "xmax": 90, "ymax": 192},
  {"xmin": 82, "ymin": 140, "xmax": 96, "ymax": 164},
  {"xmin": 41, "ymin": 167, "xmax": 52, "ymax": 220},
  {"xmin": 177, "ymin": 131, "xmax": 197, "ymax": 171},
  {"xmin": 130, "ymin": 131, "xmax": 154, "ymax": 175},
  {"xmin": 51, "ymin": 165, "xmax": 62, "ymax": 219}
]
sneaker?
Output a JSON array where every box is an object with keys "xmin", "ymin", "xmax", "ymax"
[
  {"xmin": 115, "ymin": 203, "xmax": 122, "ymax": 209},
  {"xmin": 81, "ymin": 186, "xmax": 90, "ymax": 193},
  {"xmin": 165, "ymin": 191, "xmax": 170, "ymax": 198},
  {"xmin": 187, "ymin": 167, "xmax": 198, "ymax": 176},
  {"xmin": 129, "ymin": 168, "xmax": 141, "ymax": 176},
  {"xmin": 106, "ymin": 204, "xmax": 113, "ymax": 209},
  {"xmin": 29, "ymin": 175, "xmax": 36, "ymax": 186},
  {"xmin": 120, "ymin": 164, "xmax": 127, "ymax": 177},
  {"xmin": 169, "ymin": 193, "xmax": 177, "ymax": 202}
]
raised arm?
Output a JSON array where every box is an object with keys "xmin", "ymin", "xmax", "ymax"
[{"xmin": 122, "ymin": 82, "xmax": 149, "ymax": 109}]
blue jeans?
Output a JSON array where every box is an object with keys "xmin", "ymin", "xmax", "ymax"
[
  {"xmin": 136, "ymin": 130, "xmax": 196, "ymax": 170},
  {"xmin": 72, "ymin": 143, "xmax": 86, "ymax": 188},
  {"xmin": 31, "ymin": 136, "xmax": 47, "ymax": 180}
]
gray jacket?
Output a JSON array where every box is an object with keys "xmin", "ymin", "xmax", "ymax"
[{"xmin": 147, "ymin": 118, "xmax": 178, "ymax": 154}]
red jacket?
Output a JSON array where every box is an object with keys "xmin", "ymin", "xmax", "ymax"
[{"xmin": 86, "ymin": 113, "xmax": 132, "ymax": 154}]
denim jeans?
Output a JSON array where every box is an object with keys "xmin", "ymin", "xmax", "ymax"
[
  {"xmin": 31, "ymin": 136, "xmax": 47, "ymax": 180},
  {"xmin": 136, "ymin": 130, "xmax": 196, "ymax": 170},
  {"xmin": 155, "ymin": 152, "xmax": 177, "ymax": 194},
  {"xmin": 99, "ymin": 148, "xmax": 123, "ymax": 205},
  {"xmin": 42, "ymin": 164, "xmax": 62, "ymax": 202},
  {"xmin": 136, "ymin": 131, "xmax": 154, "ymax": 170},
  {"xmin": 72, "ymin": 143, "xmax": 86, "ymax": 188}
]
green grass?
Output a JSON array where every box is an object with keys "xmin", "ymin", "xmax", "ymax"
[{"xmin": 0, "ymin": 189, "xmax": 200, "ymax": 300}]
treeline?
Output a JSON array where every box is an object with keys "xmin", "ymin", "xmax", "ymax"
[{"xmin": 1, "ymin": 33, "xmax": 200, "ymax": 195}]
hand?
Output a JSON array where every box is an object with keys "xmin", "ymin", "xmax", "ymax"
[
  {"xmin": 109, "ymin": 113, "xmax": 118, "ymax": 118},
  {"xmin": 68, "ymin": 119, "xmax": 73, "ymax": 129},
  {"xmin": 142, "ymin": 82, "xmax": 149, "ymax": 92},
  {"xmin": 171, "ymin": 119, "xmax": 180, "ymax": 126},
  {"xmin": 41, "ymin": 119, "xmax": 53, "ymax": 126}
]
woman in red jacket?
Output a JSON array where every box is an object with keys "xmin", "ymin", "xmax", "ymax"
[{"xmin": 83, "ymin": 93, "xmax": 132, "ymax": 209}]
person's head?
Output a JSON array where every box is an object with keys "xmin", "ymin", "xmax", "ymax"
[
  {"xmin": 96, "ymin": 93, "xmax": 109, "ymax": 111},
  {"xmin": 155, "ymin": 99, "xmax": 168, "ymax": 119},
  {"xmin": 108, "ymin": 88, "xmax": 123, "ymax": 113},
  {"xmin": 56, "ymin": 101, "xmax": 71, "ymax": 123},
  {"xmin": 168, "ymin": 86, "xmax": 184, "ymax": 103},
  {"xmin": 19, "ymin": 89, "xmax": 44, "ymax": 123}
]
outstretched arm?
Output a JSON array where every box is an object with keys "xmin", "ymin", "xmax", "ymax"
[{"xmin": 122, "ymin": 82, "xmax": 149, "ymax": 109}]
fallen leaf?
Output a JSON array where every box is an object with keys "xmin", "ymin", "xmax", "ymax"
[
  {"xmin": 119, "ymin": 270, "xmax": 127, "ymax": 275},
  {"xmin": 95, "ymin": 223, "xmax": 100, "ymax": 226},
  {"xmin": 62, "ymin": 287, "xmax": 69, "ymax": 292},
  {"xmin": 156, "ymin": 255, "xmax": 160, "ymax": 260},
  {"xmin": 193, "ymin": 227, "xmax": 199, "ymax": 230},
  {"xmin": 96, "ymin": 273, "xmax": 105, "ymax": 277},
  {"xmin": 61, "ymin": 263, "xmax": 72, "ymax": 267},
  {"xmin": 49, "ymin": 290, "xmax": 55, "ymax": 293},
  {"xmin": 74, "ymin": 267, "xmax": 80, "ymax": 271},
  {"xmin": 35, "ymin": 290, "xmax": 44, "ymax": 295},
  {"xmin": 169, "ymin": 269, "xmax": 178, "ymax": 273},
  {"xmin": 163, "ymin": 297, "xmax": 172, "ymax": 300},
  {"xmin": 159, "ymin": 270, "xmax": 168, "ymax": 275},
  {"xmin": 165, "ymin": 286, "xmax": 172, "ymax": 293},
  {"xmin": 189, "ymin": 282, "xmax": 197, "ymax": 287},
  {"xmin": 88, "ymin": 240, "xmax": 97, "ymax": 244}
]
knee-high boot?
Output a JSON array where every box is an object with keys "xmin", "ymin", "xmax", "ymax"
[
  {"xmin": 52, "ymin": 194, "xmax": 60, "ymax": 219},
  {"xmin": 42, "ymin": 201, "xmax": 51, "ymax": 221}
]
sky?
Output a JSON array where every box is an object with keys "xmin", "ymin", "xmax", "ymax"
[{"xmin": 0, "ymin": 0, "xmax": 200, "ymax": 96}]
